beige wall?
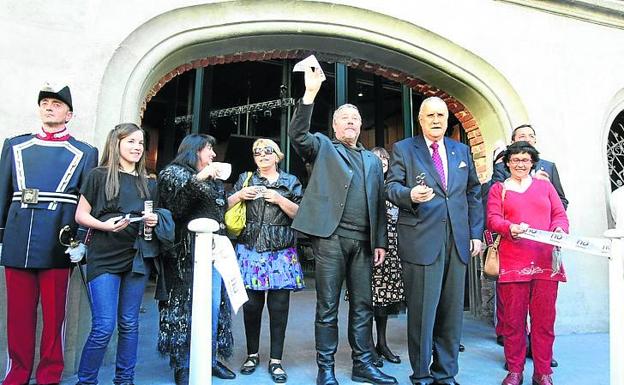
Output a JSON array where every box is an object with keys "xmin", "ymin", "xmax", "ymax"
[{"xmin": 1, "ymin": 0, "xmax": 621, "ymax": 356}]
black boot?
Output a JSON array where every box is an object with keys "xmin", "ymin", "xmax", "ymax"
[
  {"xmin": 174, "ymin": 367, "xmax": 189, "ymax": 385},
  {"xmin": 317, "ymin": 365, "xmax": 339, "ymax": 385},
  {"xmin": 374, "ymin": 316, "xmax": 400, "ymax": 364},
  {"xmin": 316, "ymin": 318, "xmax": 339, "ymax": 385},
  {"xmin": 352, "ymin": 362, "xmax": 398, "ymax": 385},
  {"xmin": 212, "ymin": 361, "xmax": 236, "ymax": 379},
  {"xmin": 371, "ymin": 346, "xmax": 384, "ymax": 367},
  {"xmin": 376, "ymin": 344, "xmax": 400, "ymax": 364}
]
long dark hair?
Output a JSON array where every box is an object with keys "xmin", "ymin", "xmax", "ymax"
[
  {"xmin": 171, "ymin": 134, "xmax": 216, "ymax": 171},
  {"xmin": 100, "ymin": 123, "xmax": 150, "ymax": 201}
]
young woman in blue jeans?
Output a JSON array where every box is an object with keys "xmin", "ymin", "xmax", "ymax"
[{"xmin": 74, "ymin": 123, "xmax": 158, "ymax": 385}]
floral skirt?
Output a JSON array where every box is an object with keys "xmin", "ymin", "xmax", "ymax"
[{"xmin": 235, "ymin": 244, "xmax": 305, "ymax": 291}]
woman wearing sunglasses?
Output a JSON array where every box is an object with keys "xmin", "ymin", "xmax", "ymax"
[{"xmin": 227, "ymin": 138, "xmax": 304, "ymax": 383}]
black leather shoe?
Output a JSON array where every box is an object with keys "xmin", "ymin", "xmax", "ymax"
[
  {"xmin": 268, "ymin": 362, "xmax": 287, "ymax": 383},
  {"xmin": 212, "ymin": 361, "xmax": 236, "ymax": 380},
  {"xmin": 376, "ymin": 344, "xmax": 401, "ymax": 364},
  {"xmin": 551, "ymin": 358, "xmax": 558, "ymax": 367},
  {"xmin": 240, "ymin": 354, "xmax": 259, "ymax": 375},
  {"xmin": 317, "ymin": 366, "xmax": 339, "ymax": 385},
  {"xmin": 352, "ymin": 363, "xmax": 398, "ymax": 385},
  {"xmin": 174, "ymin": 367, "xmax": 189, "ymax": 385},
  {"xmin": 458, "ymin": 344, "xmax": 465, "ymax": 352}
]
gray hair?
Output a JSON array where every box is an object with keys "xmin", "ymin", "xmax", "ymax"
[
  {"xmin": 333, "ymin": 103, "xmax": 360, "ymax": 121},
  {"xmin": 418, "ymin": 96, "xmax": 447, "ymax": 117}
]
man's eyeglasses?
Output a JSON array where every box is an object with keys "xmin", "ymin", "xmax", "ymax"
[
  {"xmin": 508, "ymin": 158, "xmax": 532, "ymax": 165},
  {"xmin": 253, "ymin": 146, "xmax": 276, "ymax": 157}
]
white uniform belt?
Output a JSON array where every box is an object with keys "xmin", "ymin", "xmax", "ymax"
[{"xmin": 12, "ymin": 191, "xmax": 78, "ymax": 205}]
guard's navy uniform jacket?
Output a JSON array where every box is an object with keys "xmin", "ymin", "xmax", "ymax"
[{"xmin": 0, "ymin": 132, "xmax": 98, "ymax": 268}]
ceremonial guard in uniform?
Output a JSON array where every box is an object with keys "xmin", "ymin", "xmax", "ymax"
[{"xmin": 0, "ymin": 84, "xmax": 98, "ymax": 385}]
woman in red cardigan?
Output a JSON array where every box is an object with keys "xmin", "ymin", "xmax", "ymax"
[{"xmin": 487, "ymin": 141, "xmax": 569, "ymax": 385}]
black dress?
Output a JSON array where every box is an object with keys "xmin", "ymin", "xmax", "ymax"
[
  {"xmin": 371, "ymin": 200, "xmax": 405, "ymax": 315},
  {"xmin": 80, "ymin": 167, "xmax": 157, "ymax": 282},
  {"xmin": 156, "ymin": 163, "xmax": 232, "ymax": 369}
]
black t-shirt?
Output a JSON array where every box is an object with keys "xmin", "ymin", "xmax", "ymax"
[
  {"xmin": 80, "ymin": 167, "xmax": 158, "ymax": 281},
  {"xmin": 335, "ymin": 145, "xmax": 370, "ymax": 241}
]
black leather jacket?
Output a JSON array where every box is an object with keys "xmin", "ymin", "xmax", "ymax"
[{"xmin": 231, "ymin": 170, "xmax": 303, "ymax": 252}]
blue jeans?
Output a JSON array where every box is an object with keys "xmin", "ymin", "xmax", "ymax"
[
  {"xmin": 77, "ymin": 268, "xmax": 150, "ymax": 385},
  {"xmin": 212, "ymin": 266, "xmax": 221, "ymax": 366}
]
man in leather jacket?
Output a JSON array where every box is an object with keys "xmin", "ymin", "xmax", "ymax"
[{"xmin": 288, "ymin": 67, "xmax": 396, "ymax": 385}]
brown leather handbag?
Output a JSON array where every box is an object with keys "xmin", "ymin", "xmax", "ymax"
[
  {"xmin": 483, "ymin": 235, "xmax": 501, "ymax": 280},
  {"xmin": 483, "ymin": 184, "xmax": 506, "ymax": 280}
]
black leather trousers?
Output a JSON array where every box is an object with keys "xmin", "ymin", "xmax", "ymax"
[{"xmin": 312, "ymin": 234, "xmax": 374, "ymax": 368}]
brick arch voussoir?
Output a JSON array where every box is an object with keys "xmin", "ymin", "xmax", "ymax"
[{"xmin": 143, "ymin": 50, "xmax": 488, "ymax": 181}]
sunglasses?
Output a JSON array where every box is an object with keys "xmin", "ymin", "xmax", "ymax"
[{"xmin": 253, "ymin": 146, "xmax": 276, "ymax": 157}]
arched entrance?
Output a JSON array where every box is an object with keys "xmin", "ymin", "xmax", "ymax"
[
  {"xmin": 94, "ymin": 1, "xmax": 527, "ymax": 167},
  {"xmin": 94, "ymin": 1, "xmax": 529, "ymax": 317}
]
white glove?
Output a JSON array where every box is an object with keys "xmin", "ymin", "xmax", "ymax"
[{"xmin": 65, "ymin": 243, "xmax": 86, "ymax": 263}]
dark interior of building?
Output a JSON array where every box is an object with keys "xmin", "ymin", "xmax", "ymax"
[{"xmin": 142, "ymin": 58, "xmax": 464, "ymax": 187}]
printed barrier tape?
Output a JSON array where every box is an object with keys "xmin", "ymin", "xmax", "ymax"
[{"xmin": 518, "ymin": 228, "xmax": 611, "ymax": 257}]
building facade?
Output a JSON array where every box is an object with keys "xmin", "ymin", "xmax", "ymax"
[{"xmin": 2, "ymin": 0, "xmax": 623, "ymax": 375}]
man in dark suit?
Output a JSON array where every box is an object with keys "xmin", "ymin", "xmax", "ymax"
[
  {"xmin": 491, "ymin": 124, "xmax": 567, "ymax": 209},
  {"xmin": 386, "ymin": 97, "xmax": 483, "ymax": 385},
  {"xmin": 289, "ymin": 67, "xmax": 397, "ymax": 385},
  {"xmin": 490, "ymin": 124, "xmax": 567, "ymax": 368}
]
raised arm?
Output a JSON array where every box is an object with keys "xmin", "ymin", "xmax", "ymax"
[{"xmin": 288, "ymin": 67, "xmax": 325, "ymax": 162}]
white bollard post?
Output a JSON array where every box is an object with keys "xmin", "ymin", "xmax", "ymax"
[
  {"xmin": 605, "ymin": 187, "xmax": 624, "ymax": 385},
  {"xmin": 187, "ymin": 218, "xmax": 220, "ymax": 385}
]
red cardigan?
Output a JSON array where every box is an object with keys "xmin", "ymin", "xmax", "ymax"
[{"xmin": 486, "ymin": 178, "xmax": 569, "ymax": 283}]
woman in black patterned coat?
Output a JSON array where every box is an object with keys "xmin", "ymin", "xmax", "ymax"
[
  {"xmin": 371, "ymin": 147, "xmax": 405, "ymax": 365},
  {"xmin": 157, "ymin": 134, "xmax": 235, "ymax": 385}
]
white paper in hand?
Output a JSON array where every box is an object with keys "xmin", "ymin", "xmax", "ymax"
[
  {"xmin": 293, "ymin": 55, "xmax": 326, "ymax": 81},
  {"xmin": 212, "ymin": 162, "xmax": 232, "ymax": 181}
]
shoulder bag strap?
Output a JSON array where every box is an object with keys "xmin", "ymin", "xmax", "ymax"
[{"xmin": 243, "ymin": 171, "xmax": 253, "ymax": 188}]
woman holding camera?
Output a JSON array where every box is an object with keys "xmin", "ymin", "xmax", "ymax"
[{"xmin": 227, "ymin": 138, "xmax": 304, "ymax": 383}]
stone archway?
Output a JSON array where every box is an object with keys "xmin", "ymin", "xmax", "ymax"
[
  {"xmin": 94, "ymin": 0, "xmax": 528, "ymax": 178},
  {"xmin": 143, "ymin": 49, "xmax": 490, "ymax": 179}
]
